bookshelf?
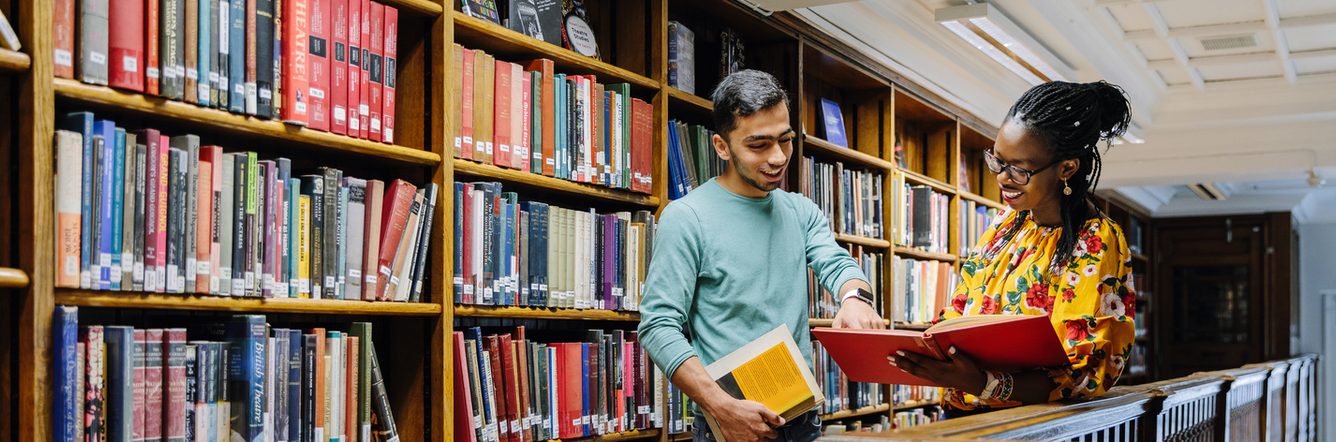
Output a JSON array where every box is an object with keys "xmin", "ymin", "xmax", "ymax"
[
  {"xmin": 0, "ymin": 267, "xmax": 28, "ymax": 288},
  {"xmin": 3, "ymin": 0, "xmax": 1164, "ymax": 440}
]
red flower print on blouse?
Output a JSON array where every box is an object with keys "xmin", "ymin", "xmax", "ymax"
[
  {"xmin": 979, "ymin": 295, "xmax": 998, "ymax": 315},
  {"xmin": 1026, "ymin": 282, "xmax": 1054, "ymax": 312},
  {"xmin": 1065, "ymin": 319, "xmax": 1092, "ymax": 342},
  {"xmin": 1061, "ymin": 288, "xmax": 1077, "ymax": 303},
  {"xmin": 1122, "ymin": 290, "xmax": 1137, "ymax": 320},
  {"xmin": 1084, "ymin": 235, "xmax": 1104, "ymax": 255},
  {"xmin": 952, "ymin": 292, "xmax": 968, "ymax": 313}
]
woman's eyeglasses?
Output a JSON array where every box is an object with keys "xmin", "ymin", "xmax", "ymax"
[{"xmin": 983, "ymin": 149, "xmax": 1060, "ymax": 185}]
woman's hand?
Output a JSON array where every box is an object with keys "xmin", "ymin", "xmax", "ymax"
[{"xmin": 889, "ymin": 346, "xmax": 987, "ymax": 394}]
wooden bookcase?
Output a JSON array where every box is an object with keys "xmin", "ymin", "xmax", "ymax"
[{"xmin": 1, "ymin": 0, "xmax": 1162, "ymax": 439}]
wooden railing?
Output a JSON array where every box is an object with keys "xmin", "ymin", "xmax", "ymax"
[
  {"xmin": 0, "ymin": 267, "xmax": 28, "ymax": 288},
  {"xmin": 820, "ymin": 354, "xmax": 1319, "ymax": 441}
]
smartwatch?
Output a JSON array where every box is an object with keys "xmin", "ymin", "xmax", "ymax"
[{"xmin": 840, "ymin": 287, "xmax": 875, "ymax": 307}]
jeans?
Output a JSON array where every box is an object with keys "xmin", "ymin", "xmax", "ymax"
[{"xmin": 691, "ymin": 410, "xmax": 822, "ymax": 442}]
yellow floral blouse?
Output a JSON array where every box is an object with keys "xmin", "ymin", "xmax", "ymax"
[{"xmin": 937, "ymin": 208, "xmax": 1136, "ymax": 411}]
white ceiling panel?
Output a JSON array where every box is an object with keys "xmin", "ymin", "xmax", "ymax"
[
  {"xmin": 1196, "ymin": 58, "xmax": 1284, "ymax": 81},
  {"xmin": 1105, "ymin": 4, "xmax": 1152, "ymax": 32},
  {"xmin": 1136, "ymin": 40, "xmax": 1178, "ymax": 60},
  {"xmin": 1153, "ymin": 0, "xmax": 1264, "ymax": 29},
  {"xmin": 1294, "ymin": 56, "xmax": 1336, "ymax": 75},
  {"xmin": 1157, "ymin": 67, "xmax": 1196, "ymax": 86},
  {"xmin": 1283, "ymin": 24, "xmax": 1336, "ymax": 52},
  {"xmin": 1276, "ymin": 0, "xmax": 1336, "ymax": 19}
]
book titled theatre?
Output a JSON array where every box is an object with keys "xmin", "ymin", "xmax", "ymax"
[
  {"xmin": 813, "ymin": 314, "xmax": 1070, "ymax": 387},
  {"xmin": 702, "ymin": 324, "xmax": 824, "ymax": 442}
]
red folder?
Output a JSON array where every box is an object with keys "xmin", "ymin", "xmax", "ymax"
[{"xmin": 812, "ymin": 314, "xmax": 1069, "ymax": 386}]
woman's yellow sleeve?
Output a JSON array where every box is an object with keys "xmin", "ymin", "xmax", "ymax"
[{"xmin": 1045, "ymin": 221, "xmax": 1137, "ymax": 401}]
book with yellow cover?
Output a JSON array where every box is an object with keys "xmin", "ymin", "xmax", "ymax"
[{"xmin": 702, "ymin": 324, "xmax": 823, "ymax": 441}]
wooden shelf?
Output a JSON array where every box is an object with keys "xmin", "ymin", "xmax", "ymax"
[
  {"xmin": 54, "ymin": 290, "xmax": 444, "ymax": 316},
  {"xmin": 452, "ymin": 12, "xmax": 658, "ymax": 90},
  {"xmin": 0, "ymin": 48, "xmax": 31, "ymax": 73},
  {"xmin": 803, "ymin": 135, "xmax": 894, "ymax": 171},
  {"xmin": 566, "ymin": 428, "xmax": 662, "ymax": 441},
  {"xmin": 54, "ymin": 79, "xmax": 442, "ymax": 166},
  {"xmin": 0, "ymin": 267, "xmax": 29, "ymax": 288},
  {"xmin": 898, "ymin": 169, "xmax": 955, "ymax": 195},
  {"xmin": 894, "ymin": 246, "xmax": 957, "ymax": 262},
  {"xmin": 894, "ymin": 322, "xmax": 932, "ymax": 331},
  {"xmin": 668, "ymin": 432, "xmax": 693, "ymax": 441},
  {"xmin": 893, "ymin": 400, "xmax": 938, "ymax": 412},
  {"xmin": 820, "ymin": 403, "xmax": 890, "ymax": 420},
  {"xmin": 454, "ymin": 305, "xmax": 641, "ymax": 321},
  {"xmin": 454, "ymin": 159, "xmax": 659, "ymax": 207},
  {"xmin": 667, "ymin": 87, "xmax": 714, "ymax": 112},
  {"xmin": 382, "ymin": 0, "xmax": 444, "ymax": 16},
  {"xmin": 958, "ymin": 190, "xmax": 1006, "ymax": 211},
  {"xmin": 836, "ymin": 233, "xmax": 892, "ymax": 249}
]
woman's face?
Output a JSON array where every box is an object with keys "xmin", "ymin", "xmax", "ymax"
[{"xmin": 991, "ymin": 121, "xmax": 1077, "ymax": 212}]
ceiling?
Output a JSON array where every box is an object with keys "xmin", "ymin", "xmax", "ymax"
[{"xmin": 781, "ymin": 0, "xmax": 1336, "ymax": 223}]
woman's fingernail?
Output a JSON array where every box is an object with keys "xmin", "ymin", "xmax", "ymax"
[
  {"xmin": 949, "ymin": 347, "xmax": 958, "ymax": 355},
  {"xmin": 896, "ymin": 351, "xmax": 906, "ymax": 357},
  {"xmin": 888, "ymin": 359, "xmax": 897, "ymax": 366}
]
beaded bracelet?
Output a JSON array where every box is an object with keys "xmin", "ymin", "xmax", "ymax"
[{"xmin": 980, "ymin": 370, "xmax": 1015, "ymax": 402}]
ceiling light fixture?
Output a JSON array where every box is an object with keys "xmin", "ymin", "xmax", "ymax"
[{"xmin": 935, "ymin": 2, "xmax": 1074, "ymax": 85}]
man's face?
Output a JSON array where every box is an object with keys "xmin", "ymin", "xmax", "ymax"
[{"xmin": 713, "ymin": 104, "xmax": 795, "ymax": 195}]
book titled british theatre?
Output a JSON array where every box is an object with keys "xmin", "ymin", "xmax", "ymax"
[{"xmin": 702, "ymin": 324, "xmax": 824, "ymax": 442}]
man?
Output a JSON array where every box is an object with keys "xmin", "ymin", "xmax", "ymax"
[{"xmin": 638, "ymin": 70, "xmax": 884, "ymax": 442}]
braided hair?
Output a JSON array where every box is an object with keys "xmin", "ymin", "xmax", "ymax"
[{"xmin": 1000, "ymin": 81, "xmax": 1131, "ymax": 274}]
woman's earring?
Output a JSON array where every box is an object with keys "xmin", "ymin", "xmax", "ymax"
[{"xmin": 1063, "ymin": 180, "xmax": 1073, "ymax": 196}]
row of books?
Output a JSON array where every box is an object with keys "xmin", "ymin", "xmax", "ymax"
[
  {"xmin": 813, "ymin": 341, "xmax": 884, "ymax": 415},
  {"xmin": 958, "ymin": 201, "xmax": 1000, "ymax": 256},
  {"xmin": 666, "ymin": 120, "xmax": 722, "ymax": 200},
  {"xmin": 54, "ymin": 112, "xmax": 438, "ymax": 301},
  {"xmin": 449, "ymin": 46, "xmax": 654, "ymax": 194},
  {"xmin": 56, "ymin": 0, "xmax": 402, "ymax": 142},
  {"xmin": 799, "ymin": 157, "xmax": 885, "ymax": 240},
  {"xmin": 891, "ymin": 385, "xmax": 940, "ymax": 405},
  {"xmin": 892, "ymin": 407, "xmax": 942, "ymax": 430},
  {"xmin": 666, "ymin": 22, "xmax": 695, "ymax": 94},
  {"xmin": 51, "ymin": 308, "xmax": 398, "ymax": 442},
  {"xmin": 451, "ymin": 327, "xmax": 664, "ymax": 442},
  {"xmin": 807, "ymin": 246, "xmax": 885, "ymax": 319},
  {"xmin": 895, "ymin": 182, "xmax": 950, "ymax": 255},
  {"xmin": 890, "ymin": 257, "xmax": 955, "ymax": 324},
  {"xmin": 821, "ymin": 417, "xmax": 892, "ymax": 435},
  {"xmin": 452, "ymin": 182, "xmax": 657, "ymax": 311},
  {"xmin": 663, "ymin": 383, "xmax": 692, "ymax": 435}
]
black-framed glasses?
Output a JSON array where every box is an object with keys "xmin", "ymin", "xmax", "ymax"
[{"xmin": 983, "ymin": 149, "xmax": 1060, "ymax": 185}]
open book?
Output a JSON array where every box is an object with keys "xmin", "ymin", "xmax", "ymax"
[
  {"xmin": 702, "ymin": 324, "xmax": 823, "ymax": 441},
  {"xmin": 812, "ymin": 314, "xmax": 1069, "ymax": 386}
]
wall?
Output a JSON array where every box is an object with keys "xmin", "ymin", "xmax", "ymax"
[{"xmin": 1298, "ymin": 222, "xmax": 1335, "ymax": 441}]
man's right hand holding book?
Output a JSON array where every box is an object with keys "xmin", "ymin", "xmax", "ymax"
[{"xmin": 671, "ymin": 357, "xmax": 786, "ymax": 442}]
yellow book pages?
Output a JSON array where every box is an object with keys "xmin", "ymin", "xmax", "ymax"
[{"xmin": 723, "ymin": 341, "xmax": 813, "ymax": 415}]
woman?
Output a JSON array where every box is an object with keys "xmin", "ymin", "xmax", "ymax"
[{"xmin": 888, "ymin": 81, "xmax": 1137, "ymax": 414}]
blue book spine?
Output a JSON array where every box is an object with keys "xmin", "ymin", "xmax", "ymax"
[
  {"xmin": 227, "ymin": 0, "xmax": 245, "ymax": 112},
  {"xmin": 228, "ymin": 315, "xmax": 266, "ymax": 442},
  {"xmin": 581, "ymin": 343, "xmax": 590, "ymax": 436},
  {"xmin": 95, "ymin": 120, "xmax": 117, "ymax": 289},
  {"xmin": 287, "ymin": 178, "xmax": 300, "ymax": 296},
  {"xmin": 505, "ymin": 198, "xmax": 516, "ymax": 305},
  {"xmin": 62, "ymin": 112, "xmax": 96, "ymax": 289},
  {"xmin": 666, "ymin": 121, "xmax": 685, "ymax": 200},
  {"xmin": 453, "ymin": 183, "xmax": 464, "ymax": 302},
  {"xmin": 53, "ymin": 306, "xmax": 79, "ymax": 442},
  {"xmin": 110, "ymin": 128, "xmax": 126, "ymax": 291},
  {"xmin": 197, "ymin": 0, "xmax": 212, "ymax": 107},
  {"xmin": 104, "ymin": 326, "xmax": 134, "ymax": 442},
  {"xmin": 285, "ymin": 329, "xmax": 302, "ymax": 442},
  {"xmin": 464, "ymin": 327, "xmax": 491, "ymax": 425},
  {"xmin": 603, "ymin": 92, "xmax": 612, "ymax": 185},
  {"xmin": 276, "ymin": 159, "xmax": 291, "ymax": 294},
  {"xmin": 539, "ymin": 203, "xmax": 549, "ymax": 305}
]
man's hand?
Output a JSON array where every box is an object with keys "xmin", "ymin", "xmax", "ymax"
[
  {"xmin": 832, "ymin": 297, "xmax": 885, "ymax": 329},
  {"xmin": 888, "ymin": 346, "xmax": 986, "ymax": 394},
  {"xmin": 703, "ymin": 397, "xmax": 785, "ymax": 442}
]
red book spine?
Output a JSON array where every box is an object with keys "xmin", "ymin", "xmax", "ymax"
[
  {"xmin": 346, "ymin": 0, "xmax": 362, "ymax": 138},
  {"xmin": 460, "ymin": 49, "xmax": 475, "ymax": 160},
  {"xmin": 308, "ymin": 0, "xmax": 331, "ymax": 131},
  {"xmin": 498, "ymin": 335, "xmax": 520, "ymax": 442},
  {"xmin": 108, "ymin": 0, "xmax": 146, "ymax": 91},
  {"xmin": 312, "ymin": 329, "xmax": 326, "ymax": 434},
  {"xmin": 375, "ymin": 179, "xmax": 416, "ymax": 299},
  {"xmin": 155, "ymin": 135, "xmax": 170, "ymax": 291},
  {"xmin": 381, "ymin": 6, "xmax": 397, "ymax": 144},
  {"xmin": 518, "ymin": 73, "xmax": 531, "ymax": 172},
  {"xmin": 492, "ymin": 60, "xmax": 512, "ymax": 168},
  {"xmin": 204, "ymin": 146, "xmax": 224, "ymax": 294},
  {"xmin": 143, "ymin": 328, "xmax": 163, "ymax": 442},
  {"xmin": 524, "ymin": 59, "xmax": 555, "ymax": 176},
  {"xmin": 486, "ymin": 336, "xmax": 510, "ymax": 442},
  {"xmin": 366, "ymin": 2, "xmax": 383, "ymax": 140},
  {"xmin": 280, "ymin": 0, "xmax": 310, "ymax": 125},
  {"xmin": 54, "ymin": 0, "xmax": 76, "ymax": 78},
  {"xmin": 459, "ymin": 183, "xmax": 472, "ymax": 303},
  {"xmin": 562, "ymin": 343, "xmax": 582, "ymax": 439},
  {"xmin": 144, "ymin": 0, "xmax": 158, "ymax": 93},
  {"xmin": 330, "ymin": 0, "xmax": 349, "ymax": 135},
  {"xmin": 451, "ymin": 332, "xmax": 478, "ymax": 442},
  {"xmin": 132, "ymin": 329, "xmax": 147, "ymax": 442},
  {"xmin": 246, "ymin": 0, "xmax": 258, "ymax": 114},
  {"xmin": 163, "ymin": 329, "xmax": 187, "ymax": 442},
  {"xmin": 195, "ymin": 161, "xmax": 213, "ymax": 293},
  {"xmin": 630, "ymin": 99, "xmax": 651, "ymax": 193},
  {"xmin": 358, "ymin": 0, "xmax": 372, "ymax": 140}
]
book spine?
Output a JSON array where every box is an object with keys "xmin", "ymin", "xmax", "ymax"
[
  {"xmin": 346, "ymin": 0, "xmax": 361, "ymax": 139},
  {"xmin": 366, "ymin": 2, "xmax": 383, "ymax": 140},
  {"xmin": 164, "ymin": 329, "xmax": 187, "ymax": 442},
  {"xmin": 380, "ymin": 6, "xmax": 396, "ymax": 144},
  {"xmin": 108, "ymin": 0, "xmax": 145, "ymax": 91},
  {"xmin": 55, "ymin": 131, "xmax": 83, "ymax": 288},
  {"xmin": 216, "ymin": 0, "xmax": 229, "ymax": 108},
  {"xmin": 228, "ymin": 316, "xmax": 266, "ymax": 442},
  {"xmin": 184, "ymin": 0, "xmax": 198, "ymax": 103},
  {"xmin": 279, "ymin": 0, "xmax": 309, "ymax": 124},
  {"xmin": 297, "ymin": 193, "xmax": 311, "ymax": 297},
  {"xmin": 196, "ymin": 157, "xmax": 213, "ymax": 294},
  {"xmin": 256, "ymin": 0, "xmax": 275, "ymax": 118},
  {"xmin": 320, "ymin": 168, "xmax": 341, "ymax": 298},
  {"xmin": 358, "ymin": 0, "xmax": 371, "ymax": 139},
  {"xmin": 458, "ymin": 48, "xmax": 473, "ymax": 160},
  {"xmin": 345, "ymin": 178, "xmax": 366, "ymax": 299},
  {"xmin": 262, "ymin": 161, "xmax": 278, "ymax": 296},
  {"xmin": 78, "ymin": 0, "xmax": 110, "ymax": 85},
  {"xmin": 288, "ymin": 178, "xmax": 302, "ymax": 297},
  {"xmin": 227, "ymin": 0, "xmax": 245, "ymax": 111},
  {"xmin": 230, "ymin": 157, "xmax": 247, "ymax": 296},
  {"xmin": 209, "ymin": 0, "xmax": 222, "ymax": 107},
  {"xmin": 361, "ymin": 180, "xmax": 383, "ymax": 301},
  {"xmin": 330, "ymin": 0, "xmax": 348, "ymax": 135},
  {"xmin": 54, "ymin": 306, "xmax": 80, "ymax": 442},
  {"xmin": 83, "ymin": 326, "xmax": 106, "ymax": 441},
  {"xmin": 55, "ymin": 0, "xmax": 77, "ymax": 78},
  {"xmin": 108, "ymin": 130, "xmax": 125, "ymax": 291},
  {"xmin": 285, "ymin": 330, "xmax": 302, "ymax": 442},
  {"xmin": 374, "ymin": 180, "xmax": 415, "ymax": 299},
  {"xmin": 219, "ymin": 154, "xmax": 235, "ymax": 295},
  {"xmin": 368, "ymin": 341, "xmax": 398, "ymax": 442},
  {"xmin": 244, "ymin": 153, "xmax": 258, "ymax": 296},
  {"xmin": 304, "ymin": 175, "xmax": 325, "ymax": 298},
  {"xmin": 409, "ymin": 183, "xmax": 437, "ymax": 301},
  {"xmin": 519, "ymin": 73, "xmax": 532, "ymax": 173},
  {"xmin": 183, "ymin": 344, "xmax": 197, "ymax": 442},
  {"xmin": 388, "ymin": 191, "xmax": 421, "ymax": 302},
  {"xmin": 307, "ymin": 0, "xmax": 330, "ymax": 131}
]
